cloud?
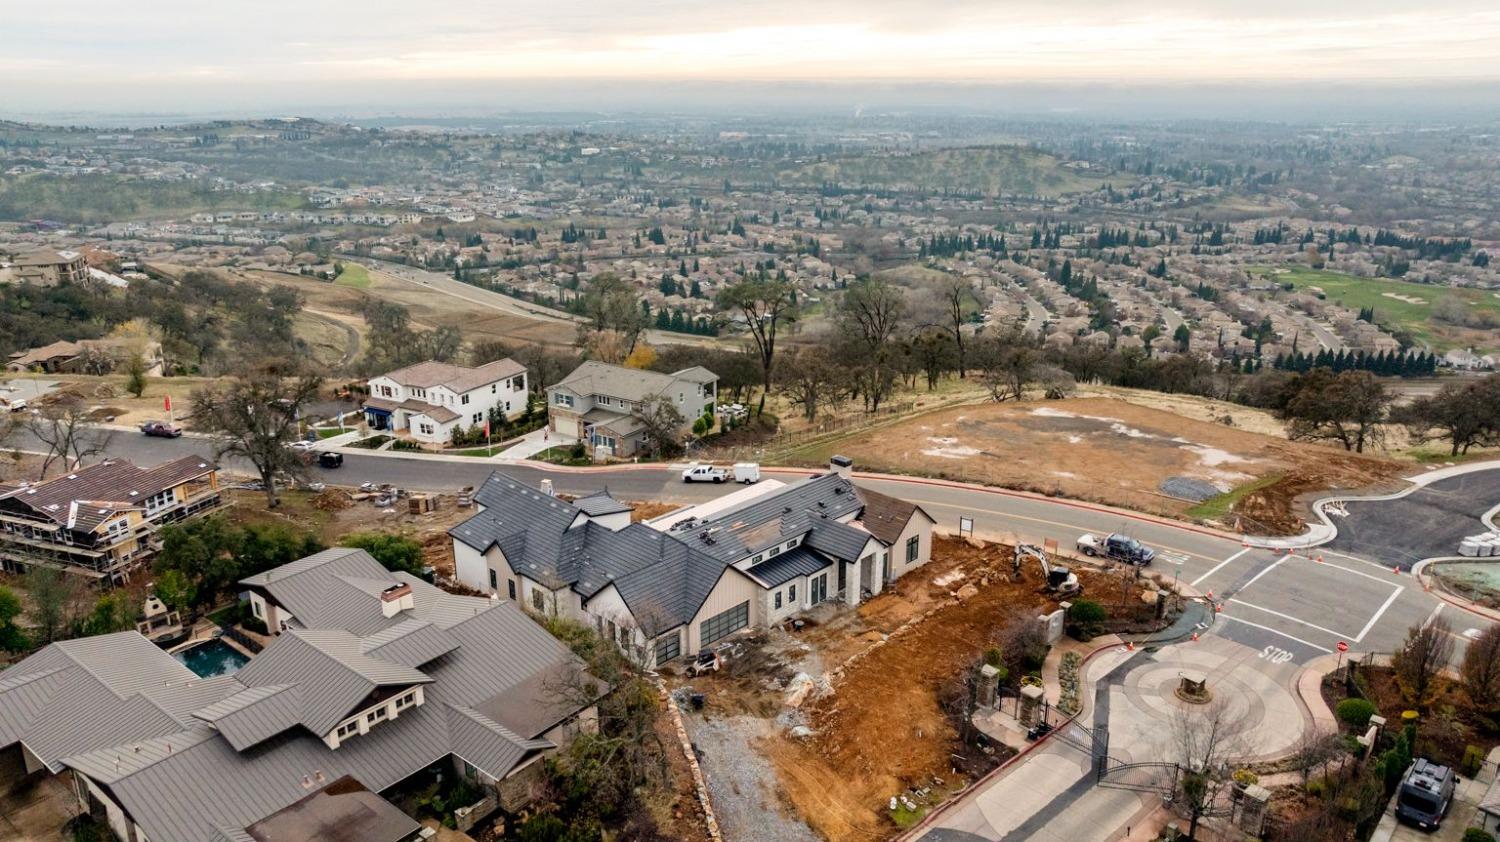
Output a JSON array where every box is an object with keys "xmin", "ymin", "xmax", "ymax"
[{"xmin": 3, "ymin": 0, "xmax": 1499, "ymax": 110}]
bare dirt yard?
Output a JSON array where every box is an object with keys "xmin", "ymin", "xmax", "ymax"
[
  {"xmin": 673, "ymin": 536, "xmax": 1153, "ymax": 842},
  {"xmin": 786, "ymin": 395, "xmax": 1404, "ymax": 535}
]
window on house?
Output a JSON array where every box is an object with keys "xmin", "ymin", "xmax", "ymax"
[
  {"xmin": 768, "ymin": 546, "xmax": 781, "ymax": 558},
  {"xmin": 488, "ymin": 569, "xmax": 498, "ymax": 591},
  {"xmin": 472, "ymin": 413, "xmax": 483, "ymax": 424},
  {"xmin": 252, "ymin": 599, "xmax": 264, "ymax": 619},
  {"xmin": 655, "ymin": 633, "xmax": 681, "ymax": 664},
  {"xmin": 554, "ymin": 393, "xmax": 574, "ymax": 408},
  {"xmin": 491, "ymin": 384, "xmax": 497, "ymax": 393},
  {"xmin": 699, "ymin": 602, "xmax": 749, "ymax": 646},
  {"xmin": 462, "ymin": 394, "xmax": 470, "ymax": 404},
  {"xmin": 607, "ymin": 619, "xmax": 617, "ymax": 644},
  {"xmin": 787, "ymin": 537, "xmax": 799, "ymax": 548},
  {"xmin": 774, "ymin": 591, "xmax": 782, "ymax": 610},
  {"xmin": 789, "ymin": 584, "xmax": 796, "ymax": 603},
  {"xmin": 906, "ymin": 536, "xmax": 920, "ymax": 563},
  {"xmin": 750, "ymin": 554, "xmax": 763, "ymax": 565},
  {"xmin": 508, "ymin": 579, "xmax": 517, "ymax": 600},
  {"xmin": 531, "ymin": 588, "xmax": 545, "ymax": 612}
]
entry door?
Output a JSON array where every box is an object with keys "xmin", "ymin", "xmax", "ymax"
[
  {"xmin": 859, "ymin": 555, "xmax": 874, "ymax": 593},
  {"xmin": 810, "ymin": 574, "xmax": 827, "ymax": 605}
]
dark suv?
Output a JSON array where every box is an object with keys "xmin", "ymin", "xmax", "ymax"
[
  {"xmin": 1396, "ymin": 758, "xmax": 1455, "ymax": 831},
  {"xmin": 140, "ymin": 420, "xmax": 183, "ymax": 438}
]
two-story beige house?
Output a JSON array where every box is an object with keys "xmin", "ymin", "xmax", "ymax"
[{"xmin": 546, "ymin": 361, "xmax": 718, "ymax": 457}]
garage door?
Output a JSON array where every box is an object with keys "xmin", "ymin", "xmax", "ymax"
[{"xmin": 699, "ymin": 601, "xmax": 749, "ymax": 646}]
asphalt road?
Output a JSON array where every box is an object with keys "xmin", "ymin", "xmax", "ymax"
[
  {"xmin": 1327, "ymin": 469, "xmax": 1500, "ymax": 567},
  {"xmin": 19, "ymin": 427, "xmax": 1482, "ymax": 663}
]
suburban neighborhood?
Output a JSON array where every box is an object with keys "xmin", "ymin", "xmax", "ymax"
[{"xmin": 5, "ymin": 9, "xmax": 1500, "ymax": 840}]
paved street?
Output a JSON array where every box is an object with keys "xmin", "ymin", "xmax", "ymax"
[{"xmin": 1328, "ymin": 469, "xmax": 1500, "ymax": 567}]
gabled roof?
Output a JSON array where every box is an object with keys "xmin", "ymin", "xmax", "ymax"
[
  {"xmin": 573, "ymin": 490, "xmax": 632, "ymax": 517},
  {"xmin": 233, "ymin": 630, "xmax": 433, "ymax": 736},
  {"xmin": 8, "ymin": 552, "xmax": 598, "ymax": 842},
  {"xmin": 745, "ymin": 546, "xmax": 834, "ymax": 588},
  {"xmin": 0, "ymin": 456, "xmax": 217, "ymax": 529},
  {"xmin": 452, "ymin": 469, "xmax": 918, "ymax": 633},
  {"xmin": 550, "ymin": 360, "xmax": 717, "ymax": 403},
  {"xmin": 854, "ymin": 486, "xmax": 933, "ymax": 545},
  {"xmin": 0, "ymin": 632, "xmax": 197, "ymax": 772},
  {"xmin": 375, "ymin": 358, "xmax": 524, "ymax": 393},
  {"xmin": 240, "ymin": 547, "xmax": 491, "ymax": 635}
]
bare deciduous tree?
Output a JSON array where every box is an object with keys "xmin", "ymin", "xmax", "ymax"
[
  {"xmin": 1461, "ymin": 623, "xmax": 1500, "ymax": 713},
  {"xmin": 28, "ymin": 399, "xmax": 113, "ymax": 479},
  {"xmin": 635, "ymin": 393, "xmax": 686, "ymax": 457},
  {"xmin": 191, "ymin": 363, "xmax": 323, "ymax": 508},
  {"xmin": 1172, "ymin": 698, "xmax": 1248, "ymax": 840},
  {"xmin": 718, "ymin": 277, "xmax": 798, "ymax": 415},
  {"xmin": 1391, "ymin": 617, "xmax": 1454, "ymax": 711}
]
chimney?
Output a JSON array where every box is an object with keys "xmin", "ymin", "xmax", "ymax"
[
  {"xmin": 830, "ymin": 455, "xmax": 853, "ymax": 479},
  {"xmin": 380, "ymin": 583, "xmax": 414, "ymax": 618}
]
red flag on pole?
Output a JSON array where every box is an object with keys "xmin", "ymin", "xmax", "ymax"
[
  {"xmin": 163, "ymin": 395, "xmax": 172, "ymax": 412},
  {"xmin": 483, "ymin": 418, "xmax": 491, "ymax": 439}
]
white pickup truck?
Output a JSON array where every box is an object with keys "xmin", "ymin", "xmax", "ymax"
[{"xmin": 682, "ymin": 464, "xmax": 728, "ymax": 483}]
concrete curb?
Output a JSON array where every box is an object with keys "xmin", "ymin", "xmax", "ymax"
[{"xmin": 1255, "ymin": 459, "xmax": 1500, "ymax": 550}]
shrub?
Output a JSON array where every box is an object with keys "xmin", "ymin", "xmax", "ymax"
[
  {"xmin": 691, "ymin": 418, "xmax": 706, "ymax": 436},
  {"xmin": 1305, "ymin": 778, "xmax": 1327, "ymax": 797},
  {"xmin": 1336, "ymin": 698, "xmax": 1377, "ymax": 730},
  {"xmin": 1067, "ymin": 599, "xmax": 1107, "ymax": 625},
  {"xmin": 1463, "ymin": 829, "xmax": 1496, "ymax": 842},
  {"xmin": 983, "ymin": 647, "xmax": 1004, "ymax": 667},
  {"xmin": 1463, "ymin": 745, "xmax": 1486, "ymax": 778}
]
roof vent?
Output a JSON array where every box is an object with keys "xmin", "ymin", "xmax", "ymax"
[{"xmin": 67, "ymin": 474, "xmax": 78, "ymax": 480}]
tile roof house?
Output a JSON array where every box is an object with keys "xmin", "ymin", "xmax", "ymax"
[
  {"xmin": 545, "ymin": 361, "xmax": 718, "ymax": 457},
  {"xmin": 363, "ymin": 359, "xmax": 528, "ymax": 445},
  {"xmin": 0, "ymin": 456, "xmax": 224, "ymax": 582},
  {"xmin": 450, "ymin": 457, "xmax": 934, "ymax": 665},
  {"xmin": 0, "ymin": 548, "xmax": 600, "ymax": 842}
]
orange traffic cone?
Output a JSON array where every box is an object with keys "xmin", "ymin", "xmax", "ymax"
[
  {"xmin": 1191, "ymin": 631, "xmax": 1199, "ymax": 642},
  {"xmin": 1315, "ymin": 555, "xmax": 1324, "ymax": 563},
  {"xmin": 1205, "ymin": 589, "xmax": 1214, "ymax": 600},
  {"xmin": 1393, "ymin": 565, "xmax": 1401, "ymax": 575},
  {"xmin": 1126, "ymin": 641, "xmax": 1135, "ymax": 651}
]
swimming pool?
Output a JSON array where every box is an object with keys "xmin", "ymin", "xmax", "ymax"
[{"xmin": 173, "ymin": 639, "xmax": 249, "ymax": 678}]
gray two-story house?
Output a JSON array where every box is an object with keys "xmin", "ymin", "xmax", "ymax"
[{"xmin": 545, "ymin": 361, "xmax": 718, "ymax": 457}]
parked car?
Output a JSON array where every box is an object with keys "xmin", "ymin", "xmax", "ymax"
[
  {"xmin": 140, "ymin": 420, "xmax": 182, "ymax": 438},
  {"xmin": 1076, "ymin": 532, "xmax": 1156, "ymax": 565},
  {"xmin": 0, "ymin": 396, "xmax": 26, "ymax": 412},
  {"xmin": 1395, "ymin": 758, "xmax": 1455, "ymax": 830},
  {"xmin": 733, "ymin": 462, "xmax": 761, "ymax": 484},
  {"xmin": 682, "ymin": 464, "xmax": 728, "ymax": 483},
  {"xmin": 317, "ymin": 451, "xmax": 344, "ymax": 469}
]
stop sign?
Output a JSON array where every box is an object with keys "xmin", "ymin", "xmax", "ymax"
[{"xmin": 1337, "ymin": 641, "xmax": 1349, "ymax": 653}]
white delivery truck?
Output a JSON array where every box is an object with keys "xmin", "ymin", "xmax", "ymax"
[{"xmin": 733, "ymin": 462, "xmax": 761, "ymax": 484}]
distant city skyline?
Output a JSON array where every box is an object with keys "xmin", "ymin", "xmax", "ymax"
[{"xmin": 6, "ymin": 0, "xmax": 1500, "ymax": 116}]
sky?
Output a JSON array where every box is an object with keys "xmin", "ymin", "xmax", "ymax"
[{"xmin": 5, "ymin": 0, "xmax": 1500, "ymax": 117}]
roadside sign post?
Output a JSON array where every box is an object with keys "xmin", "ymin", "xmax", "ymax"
[
  {"xmin": 958, "ymin": 516, "xmax": 974, "ymax": 539},
  {"xmin": 1336, "ymin": 640, "xmax": 1349, "ymax": 676}
]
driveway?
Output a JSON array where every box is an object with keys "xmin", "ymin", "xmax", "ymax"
[
  {"xmin": 495, "ymin": 427, "xmax": 576, "ymax": 463},
  {"xmin": 917, "ymin": 635, "xmax": 1309, "ymax": 841}
]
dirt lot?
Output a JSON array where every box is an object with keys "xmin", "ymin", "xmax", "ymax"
[
  {"xmin": 786, "ymin": 396, "xmax": 1404, "ymax": 534},
  {"xmin": 670, "ymin": 536, "xmax": 1149, "ymax": 842}
]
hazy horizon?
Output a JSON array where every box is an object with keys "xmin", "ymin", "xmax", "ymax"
[{"xmin": 7, "ymin": 0, "xmax": 1500, "ymax": 122}]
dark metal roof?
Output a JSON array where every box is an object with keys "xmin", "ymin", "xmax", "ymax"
[{"xmin": 746, "ymin": 547, "xmax": 833, "ymax": 588}]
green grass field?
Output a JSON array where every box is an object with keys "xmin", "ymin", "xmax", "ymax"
[
  {"xmin": 1252, "ymin": 265, "xmax": 1500, "ymax": 351},
  {"xmin": 334, "ymin": 263, "xmax": 373, "ymax": 288}
]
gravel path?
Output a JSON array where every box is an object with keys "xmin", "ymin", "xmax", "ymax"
[{"xmin": 682, "ymin": 713, "xmax": 819, "ymax": 842}]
